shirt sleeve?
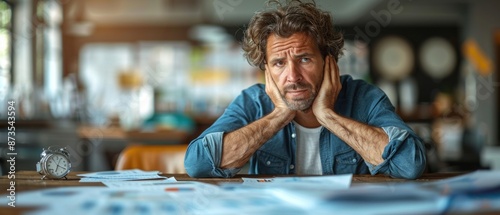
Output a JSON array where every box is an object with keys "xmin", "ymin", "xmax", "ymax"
[
  {"xmin": 207, "ymin": 132, "xmax": 241, "ymax": 176},
  {"xmin": 184, "ymin": 132, "xmax": 242, "ymax": 178},
  {"xmin": 184, "ymin": 84, "xmax": 266, "ymax": 178},
  {"xmin": 365, "ymin": 126, "xmax": 427, "ymax": 179},
  {"xmin": 350, "ymin": 78, "xmax": 426, "ymax": 179}
]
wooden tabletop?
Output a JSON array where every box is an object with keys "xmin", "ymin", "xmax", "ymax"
[
  {"xmin": 1, "ymin": 170, "xmax": 466, "ymax": 193},
  {"xmin": 0, "ymin": 171, "xmax": 469, "ymax": 215}
]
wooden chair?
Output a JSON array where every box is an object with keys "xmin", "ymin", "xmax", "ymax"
[{"xmin": 115, "ymin": 144, "xmax": 188, "ymax": 173}]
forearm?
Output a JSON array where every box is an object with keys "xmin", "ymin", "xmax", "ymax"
[
  {"xmin": 376, "ymin": 128, "xmax": 426, "ymax": 179},
  {"xmin": 221, "ymin": 108, "xmax": 294, "ymax": 168},
  {"xmin": 317, "ymin": 109, "xmax": 389, "ymax": 165}
]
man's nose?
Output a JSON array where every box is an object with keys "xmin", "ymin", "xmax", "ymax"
[{"xmin": 286, "ymin": 61, "xmax": 302, "ymax": 82}]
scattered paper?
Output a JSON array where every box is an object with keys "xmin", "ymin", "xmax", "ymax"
[
  {"xmin": 78, "ymin": 169, "xmax": 167, "ymax": 182},
  {"xmin": 242, "ymin": 174, "xmax": 352, "ymax": 186},
  {"xmin": 102, "ymin": 177, "xmax": 178, "ymax": 189},
  {"xmin": 5, "ymin": 181, "xmax": 222, "ymax": 215},
  {"xmin": 3, "ymin": 170, "xmax": 499, "ymax": 215}
]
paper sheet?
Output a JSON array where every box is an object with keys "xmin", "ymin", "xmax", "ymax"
[
  {"xmin": 78, "ymin": 169, "xmax": 166, "ymax": 182},
  {"xmin": 2, "ymin": 170, "xmax": 499, "ymax": 215}
]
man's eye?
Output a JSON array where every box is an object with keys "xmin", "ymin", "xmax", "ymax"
[
  {"xmin": 301, "ymin": 58, "xmax": 310, "ymax": 63},
  {"xmin": 275, "ymin": 61, "xmax": 285, "ymax": 67}
]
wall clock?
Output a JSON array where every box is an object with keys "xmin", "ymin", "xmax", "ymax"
[
  {"xmin": 419, "ymin": 37, "xmax": 456, "ymax": 80},
  {"xmin": 373, "ymin": 36, "xmax": 414, "ymax": 82}
]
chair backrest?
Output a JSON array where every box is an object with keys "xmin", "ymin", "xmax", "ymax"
[{"xmin": 115, "ymin": 144, "xmax": 188, "ymax": 173}]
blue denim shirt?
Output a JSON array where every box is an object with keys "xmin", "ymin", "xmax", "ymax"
[{"xmin": 184, "ymin": 75, "xmax": 426, "ymax": 179}]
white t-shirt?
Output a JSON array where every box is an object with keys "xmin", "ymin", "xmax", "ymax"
[{"xmin": 293, "ymin": 121, "xmax": 323, "ymax": 175}]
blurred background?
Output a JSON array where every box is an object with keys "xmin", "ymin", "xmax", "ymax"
[{"xmin": 0, "ymin": 0, "xmax": 499, "ymax": 174}]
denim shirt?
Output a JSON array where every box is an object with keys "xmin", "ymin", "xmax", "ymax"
[{"xmin": 184, "ymin": 75, "xmax": 426, "ymax": 179}]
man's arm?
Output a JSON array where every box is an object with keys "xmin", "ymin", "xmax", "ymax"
[
  {"xmin": 221, "ymin": 67, "xmax": 295, "ymax": 168},
  {"xmin": 184, "ymin": 71, "xmax": 293, "ymax": 178},
  {"xmin": 221, "ymin": 108, "xmax": 292, "ymax": 168},
  {"xmin": 318, "ymin": 111, "xmax": 388, "ymax": 165},
  {"xmin": 313, "ymin": 55, "xmax": 389, "ymax": 166}
]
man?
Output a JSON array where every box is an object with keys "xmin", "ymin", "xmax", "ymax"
[{"xmin": 184, "ymin": 0, "xmax": 426, "ymax": 179}]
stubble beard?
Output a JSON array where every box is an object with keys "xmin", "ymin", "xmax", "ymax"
[{"xmin": 281, "ymin": 82, "xmax": 316, "ymax": 112}]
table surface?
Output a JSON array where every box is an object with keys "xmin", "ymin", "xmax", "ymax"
[
  {"xmin": 0, "ymin": 171, "xmax": 471, "ymax": 214},
  {"xmin": 1, "ymin": 171, "xmax": 466, "ymax": 192}
]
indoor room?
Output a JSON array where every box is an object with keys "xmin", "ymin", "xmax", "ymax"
[{"xmin": 1, "ymin": 0, "xmax": 499, "ymax": 214}]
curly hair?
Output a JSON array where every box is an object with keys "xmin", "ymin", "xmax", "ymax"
[{"xmin": 242, "ymin": 0, "xmax": 344, "ymax": 71}]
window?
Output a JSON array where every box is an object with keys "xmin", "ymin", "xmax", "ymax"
[{"xmin": 0, "ymin": 1, "xmax": 12, "ymax": 116}]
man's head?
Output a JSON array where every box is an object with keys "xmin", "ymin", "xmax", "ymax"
[
  {"xmin": 242, "ymin": 0, "xmax": 344, "ymax": 111},
  {"xmin": 242, "ymin": 0, "xmax": 344, "ymax": 71}
]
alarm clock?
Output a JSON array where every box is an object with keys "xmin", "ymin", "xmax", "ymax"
[{"xmin": 36, "ymin": 146, "xmax": 72, "ymax": 180}]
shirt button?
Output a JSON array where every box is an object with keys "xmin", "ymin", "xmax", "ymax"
[
  {"xmin": 289, "ymin": 164, "xmax": 295, "ymax": 169},
  {"xmin": 266, "ymin": 161, "xmax": 271, "ymax": 165},
  {"xmin": 352, "ymin": 158, "xmax": 357, "ymax": 163},
  {"xmin": 291, "ymin": 133, "xmax": 296, "ymax": 138}
]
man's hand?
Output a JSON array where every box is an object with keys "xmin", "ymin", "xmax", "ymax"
[
  {"xmin": 220, "ymin": 66, "xmax": 297, "ymax": 169},
  {"xmin": 312, "ymin": 55, "xmax": 342, "ymax": 123},
  {"xmin": 311, "ymin": 55, "xmax": 388, "ymax": 165},
  {"xmin": 264, "ymin": 65, "xmax": 296, "ymax": 118}
]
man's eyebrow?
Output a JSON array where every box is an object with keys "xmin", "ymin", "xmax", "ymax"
[
  {"xmin": 268, "ymin": 52, "xmax": 314, "ymax": 64},
  {"xmin": 269, "ymin": 57, "xmax": 285, "ymax": 64},
  {"xmin": 293, "ymin": 53, "xmax": 313, "ymax": 58}
]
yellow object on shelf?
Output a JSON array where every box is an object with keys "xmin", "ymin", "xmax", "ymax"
[
  {"xmin": 190, "ymin": 68, "xmax": 230, "ymax": 84},
  {"xmin": 118, "ymin": 69, "xmax": 143, "ymax": 89},
  {"xmin": 462, "ymin": 39, "xmax": 492, "ymax": 76}
]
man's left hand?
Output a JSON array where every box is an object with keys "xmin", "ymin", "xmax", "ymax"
[{"xmin": 312, "ymin": 55, "xmax": 342, "ymax": 122}]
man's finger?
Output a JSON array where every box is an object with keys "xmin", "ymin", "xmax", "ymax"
[
  {"xmin": 323, "ymin": 55, "xmax": 331, "ymax": 83},
  {"xmin": 264, "ymin": 64, "xmax": 273, "ymax": 90},
  {"xmin": 264, "ymin": 65, "xmax": 269, "ymax": 83},
  {"xmin": 331, "ymin": 57, "xmax": 341, "ymax": 86},
  {"xmin": 332, "ymin": 57, "xmax": 339, "ymax": 79}
]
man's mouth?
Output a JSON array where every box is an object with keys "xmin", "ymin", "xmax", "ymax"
[
  {"xmin": 286, "ymin": 89, "xmax": 308, "ymax": 98},
  {"xmin": 287, "ymin": 89, "xmax": 307, "ymax": 94}
]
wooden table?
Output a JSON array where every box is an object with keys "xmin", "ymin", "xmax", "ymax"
[
  {"xmin": 1, "ymin": 171, "xmax": 466, "ymax": 193},
  {"xmin": 0, "ymin": 171, "xmax": 471, "ymax": 214}
]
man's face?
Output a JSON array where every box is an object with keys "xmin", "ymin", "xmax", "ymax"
[{"xmin": 265, "ymin": 32, "xmax": 325, "ymax": 111}]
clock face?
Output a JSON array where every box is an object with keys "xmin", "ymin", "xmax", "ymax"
[
  {"xmin": 45, "ymin": 154, "xmax": 70, "ymax": 178},
  {"xmin": 419, "ymin": 37, "xmax": 456, "ymax": 80},
  {"xmin": 373, "ymin": 36, "xmax": 414, "ymax": 81}
]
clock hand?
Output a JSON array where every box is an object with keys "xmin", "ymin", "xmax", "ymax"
[{"xmin": 57, "ymin": 164, "xmax": 67, "ymax": 170}]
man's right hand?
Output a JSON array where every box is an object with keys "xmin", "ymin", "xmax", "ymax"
[
  {"xmin": 219, "ymin": 66, "xmax": 296, "ymax": 169},
  {"xmin": 264, "ymin": 65, "xmax": 296, "ymax": 119}
]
